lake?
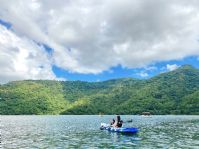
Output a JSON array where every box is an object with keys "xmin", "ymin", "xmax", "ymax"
[{"xmin": 1, "ymin": 115, "xmax": 199, "ymax": 148}]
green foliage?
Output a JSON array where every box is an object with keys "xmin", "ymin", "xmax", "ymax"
[
  {"xmin": 0, "ymin": 81, "xmax": 68, "ymax": 114},
  {"xmin": 0, "ymin": 65, "xmax": 199, "ymax": 115}
]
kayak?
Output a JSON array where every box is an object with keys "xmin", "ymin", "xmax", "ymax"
[{"xmin": 100, "ymin": 123, "xmax": 139, "ymax": 134}]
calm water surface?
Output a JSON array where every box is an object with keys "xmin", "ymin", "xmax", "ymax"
[{"xmin": 1, "ymin": 115, "xmax": 199, "ymax": 148}]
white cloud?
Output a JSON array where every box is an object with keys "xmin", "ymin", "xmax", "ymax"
[
  {"xmin": 0, "ymin": 0, "xmax": 199, "ymax": 82},
  {"xmin": 166, "ymin": 64, "xmax": 179, "ymax": 71},
  {"xmin": 144, "ymin": 66, "xmax": 157, "ymax": 71},
  {"xmin": 137, "ymin": 72, "xmax": 149, "ymax": 78},
  {"xmin": 0, "ymin": 25, "xmax": 57, "ymax": 84}
]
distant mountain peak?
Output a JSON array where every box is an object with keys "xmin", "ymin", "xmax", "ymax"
[{"xmin": 179, "ymin": 64, "xmax": 194, "ymax": 69}]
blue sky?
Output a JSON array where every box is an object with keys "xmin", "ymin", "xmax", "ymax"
[
  {"xmin": 0, "ymin": 19, "xmax": 11, "ymax": 29},
  {"xmin": 52, "ymin": 56, "xmax": 199, "ymax": 82},
  {"xmin": 0, "ymin": 0, "xmax": 199, "ymax": 83},
  {"xmin": 40, "ymin": 37, "xmax": 199, "ymax": 82}
]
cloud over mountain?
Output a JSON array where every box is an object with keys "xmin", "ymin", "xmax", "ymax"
[
  {"xmin": 0, "ymin": 25, "xmax": 56, "ymax": 83},
  {"xmin": 0, "ymin": 0, "xmax": 199, "ymax": 83}
]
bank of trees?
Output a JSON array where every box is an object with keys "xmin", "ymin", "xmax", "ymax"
[{"xmin": 0, "ymin": 65, "xmax": 199, "ymax": 115}]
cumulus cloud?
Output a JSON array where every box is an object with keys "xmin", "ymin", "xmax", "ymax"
[
  {"xmin": 0, "ymin": 25, "xmax": 57, "ymax": 84},
  {"xmin": 166, "ymin": 64, "xmax": 179, "ymax": 71},
  {"xmin": 136, "ymin": 71, "xmax": 149, "ymax": 78},
  {"xmin": 0, "ymin": 0, "xmax": 199, "ymax": 82}
]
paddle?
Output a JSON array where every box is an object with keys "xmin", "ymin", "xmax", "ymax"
[{"xmin": 123, "ymin": 119, "xmax": 133, "ymax": 123}]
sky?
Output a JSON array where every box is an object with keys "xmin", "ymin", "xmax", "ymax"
[{"xmin": 0, "ymin": 0, "xmax": 199, "ymax": 83}]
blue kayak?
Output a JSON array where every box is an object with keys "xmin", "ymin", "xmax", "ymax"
[{"xmin": 100, "ymin": 123, "xmax": 139, "ymax": 134}]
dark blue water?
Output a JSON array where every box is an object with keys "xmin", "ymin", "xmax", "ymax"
[{"xmin": 1, "ymin": 115, "xmax": 199, "ymax": 148}]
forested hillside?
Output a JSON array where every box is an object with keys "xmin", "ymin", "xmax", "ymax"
[{"xmin": 0, "ymin": 65, "xmax": 198, "ymax": 115}]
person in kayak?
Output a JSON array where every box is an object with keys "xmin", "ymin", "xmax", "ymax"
[
  {"xmin": 111, "ymin": 115, "xmax": 123, "ymax": 128},
  {"xmin": 110, "ymin": 118, "xmax": 115, "ymax": 125}
]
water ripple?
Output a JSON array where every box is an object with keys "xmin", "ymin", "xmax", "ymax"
[{"xmin": 1, "ymin": 115, "xmax": 199, "ymax": 148}]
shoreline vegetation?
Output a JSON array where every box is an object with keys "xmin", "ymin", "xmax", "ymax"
[{"xmin": 0, "ymin": 64, "xmax": 199, "ymax": 115}]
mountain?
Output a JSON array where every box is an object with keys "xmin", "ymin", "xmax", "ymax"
[{"xmin": 0, "ymin": 65, "xmax": 199, "ymax": 115}]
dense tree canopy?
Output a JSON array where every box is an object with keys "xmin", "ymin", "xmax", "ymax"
[{"xmin": 0, "ymin": 65, "xmax": 199, "ymax": 115}]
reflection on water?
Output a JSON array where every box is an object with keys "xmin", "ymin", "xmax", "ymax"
[{"xmin": 1, "ymin": 115, "xmax": 199, "ymax": 148}]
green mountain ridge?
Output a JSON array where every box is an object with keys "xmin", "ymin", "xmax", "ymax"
[{"xmin": 0, "ymin": 65, "xmax": 199, "ymax": 115}]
